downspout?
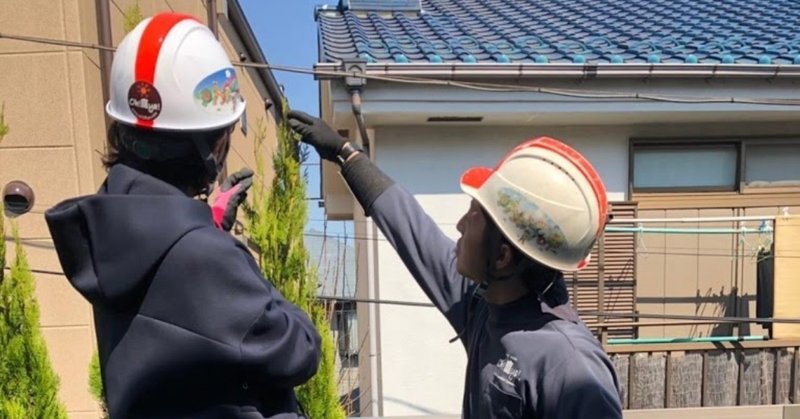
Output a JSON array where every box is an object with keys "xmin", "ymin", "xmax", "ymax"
[
  {"xmin": 365, "ymin": 215, "xmax": 381, "ymax": 416},
  {"xmin": 350, "ymin": 90, "xmax": 371, "ymax": 153},
  {"xmin": 95, "ymin": 0, "xmax": 113, "ymax": 127},
  {"xmin": 344, "ymin": 59, "xmax": 371, "ymax": 153},
  {"xmin": 206, "ymin": 0, "xmax": 219, "ymax": 39},
  {"xmin": 343, "ymin": 59, "xmax": 380, "ymax": 415},
  {"xmin": 354, "ymin": 92, "xmax": 380, "ymax": 416}
]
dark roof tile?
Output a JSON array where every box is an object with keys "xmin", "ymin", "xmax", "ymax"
[{"xmin": 320, "ymin": 0, "xmax": 800, "ymax": 64}]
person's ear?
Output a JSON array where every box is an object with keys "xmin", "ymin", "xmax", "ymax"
[{"xmin": 495, "ymin": 243, "xmax": 515, "ymax": 272}]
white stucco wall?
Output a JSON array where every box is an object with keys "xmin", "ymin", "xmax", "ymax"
[
  {"xmin": 328, "ymin": 77, "xmax": 800, "ymax": 128},
  {"xmin": 369, "ymin": 125, "xmax": 627, "ymax": 415}
]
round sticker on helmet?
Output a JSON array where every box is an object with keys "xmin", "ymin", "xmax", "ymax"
[
  {"xmin": 193, "ymin": 68, "xmax": 241, "ymax": 114},
  {"xmin": 128, "ymin": 81, "xmax": 162, "ymax": 121}
]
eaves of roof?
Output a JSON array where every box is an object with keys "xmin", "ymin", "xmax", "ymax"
[{"xmin": 314, "ymin": 62, "xmax": 800, "ymax": 80}]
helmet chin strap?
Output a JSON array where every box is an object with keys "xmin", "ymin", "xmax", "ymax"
[
  {"xmin": 483, "ymin": 259, "xmax": 558, "ymax": 303},
  {"xmin": 534, "ymin": 272, "xmax": 558, "ymax": 302},
  {"xmin": 192, "ymin": 137, "xmax": 224, "ymax": 198}
]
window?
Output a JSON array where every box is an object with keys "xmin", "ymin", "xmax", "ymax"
[
  {"xmin": 331, "ymin": 303, "xmax": 358, "ymax": 367},
  {"xmin": 632, "ymin": 139, "xmax": 800, "ymax": 193},
  {"xmin": 632, "ymin": 144, "xmax": 738, "ymax": 192},
  {"xmin": 744, "ymin": 144, "xmax": 800, "ymax": 187}
]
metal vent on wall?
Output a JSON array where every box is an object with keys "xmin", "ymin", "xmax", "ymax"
[{"xmin": 340, "ymin": 0, "xmax": 422, "ymax": 12}]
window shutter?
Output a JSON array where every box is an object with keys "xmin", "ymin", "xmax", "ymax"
[{"xmin": 567, "ymin": 202, "xmax": 638, "ymax": 339}]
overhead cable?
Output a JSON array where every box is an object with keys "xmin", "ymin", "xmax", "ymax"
[{"xmin": 3, "ymin": 31, "xmax": 800, "ymax": 106}]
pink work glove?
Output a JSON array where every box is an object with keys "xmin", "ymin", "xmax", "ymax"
[{"xmin": 212, "ymin": 168, "xmax": 254, "ymax": 231}]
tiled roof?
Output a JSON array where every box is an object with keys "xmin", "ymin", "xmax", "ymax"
[{"xmin": 316, "ymin": 0, "xmax": 800, "ymax": 65}]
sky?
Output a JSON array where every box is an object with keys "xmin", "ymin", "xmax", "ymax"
[{"xmin": 239, "ymin": 0, "xmax": 349, "ymax": 238}]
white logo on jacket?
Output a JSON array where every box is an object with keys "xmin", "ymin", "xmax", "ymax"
[{"xmin": 494, "ymin": 354, "xmax": 521, "ymax": 386}]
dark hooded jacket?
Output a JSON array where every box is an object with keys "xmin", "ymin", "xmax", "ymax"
[
  {"xmin": 340, "ymin": 154, "xmax": 622, "ymax": 418},
  {"xmin": 45, "ymin": 164, "xmax": 321, "ymax": 419}
]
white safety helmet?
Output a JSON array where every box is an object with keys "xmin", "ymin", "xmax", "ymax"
[
  {"xmin": 460, "ymin": 137, "xmax": 609, "ymax": 272},
  {"xmin": 106, "ymin": 12, "xmax": 245, "ymax": 131}
]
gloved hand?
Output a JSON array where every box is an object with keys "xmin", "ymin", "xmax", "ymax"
[
  {"xmin": 212, "ymin": 168, "xmax": 254, "ymax": 231},
  {"xmin": 287, "ymin": 110, "xmax": 347, "ymax": 162}
]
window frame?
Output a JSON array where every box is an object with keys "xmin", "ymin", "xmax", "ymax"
[
  {"xmin": 740, "ymin": 139, "xmax": 800, "ymax": 191},
  {"xmin": 630, "ymin": 140, "xmax": 741, "ymax": 194},
  {"xmin": 628, "ymin": 133, "xmax": 800, "ymax": 197}
]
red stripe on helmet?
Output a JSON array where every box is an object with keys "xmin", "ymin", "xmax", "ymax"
[{"xmin": 134, "ymin": 13, "xmax": 197, "ymax": 127}]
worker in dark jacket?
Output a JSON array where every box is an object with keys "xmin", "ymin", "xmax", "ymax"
[
  {"xmin": 289, "ymin": 110, "xmax": 622, "ymax": 419},
  {"xmin": 45, "ymin": 13, "xmax": 320, "ymax": 419}
]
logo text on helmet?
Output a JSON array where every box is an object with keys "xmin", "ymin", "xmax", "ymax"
[
  {"xmin": 193, "ymin": 68, "xmax": 242, "ymax": 115},
  {"xmin": 127, "ymin": 81, "xmax": 162, "ymax": 121}
]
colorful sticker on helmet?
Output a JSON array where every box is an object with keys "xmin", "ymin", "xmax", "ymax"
[
  {"xmin": 496, "ymin": 188, "xmax": 566, "ymax": 254},
  {"xmin": 193, "ymin": 68, "xmax": 241, "ymax": 115},
  {"xmin": 128, "ymin": 81, "xmax": 162, "ymax": 121}
]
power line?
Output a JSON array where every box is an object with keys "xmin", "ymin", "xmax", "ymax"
[
  {"xmin": 308, "ymin": 216, "xmax": 785, "ymax": 227},
  {"xmin": 4, "ymin": 266, "xmax": 63, "ymax": 276},
  {"xmin": 6, "ymin": 265, "xmax": 436, "ymax": 307},
  {"xmin": 582, "ymin": 311, "xmax": 800, "ymax": 325},
  {"xmin": 8, "ymin": 231, "xmax": 796, "ymax": 259},
  {"xmin": 9, "ymin": 265, "xmax": 800, "ymax": 325},
  {"xmin": 10, "ymin": 233, "xmax": 793, "ymax": 260},
  {"xmin": 301, "ymin": 231, "xmax": 800, "ymax": 259},
  {"xmin": 2, "ymin": 30, "xmax": 800, "ymax": 106},
  {"xmin": 318, "ymin": 295, "xmax": 435, "ymax": 307},
  {"xmin": 0, "ymin": 31, "xmax": 115, "ymax": 51}
]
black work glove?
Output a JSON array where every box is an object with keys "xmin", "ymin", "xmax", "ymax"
[
  {"xmin": 212, "ymin": 168, "xmax": 254, "ymax": 231},
  {"xmin": 287, "ymin": 110, "xmax": 347, "ymax": 162}
]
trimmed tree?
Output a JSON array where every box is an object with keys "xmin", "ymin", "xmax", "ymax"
[
  {"xmin": 245, "ymin": 107, "xmax": 345, "ymax": 418},
  {"xmin": 0, "ymin": 102, "xmax": 8, "ymax": 142},
  {"xmin": 123, "ymin": 1, "xmax": 144, "ymax": 33},
  {"xmin": 88, "ymin": 352, "xmax": 108, "ymax": 418},
  {"xmin": 0, "ymin": 214, "xmax": 68, "ymax": 418}
]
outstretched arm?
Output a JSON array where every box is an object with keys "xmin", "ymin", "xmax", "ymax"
[{"xmin": 288, "ymin": 110, "xmax": 475, "ymax": 334}]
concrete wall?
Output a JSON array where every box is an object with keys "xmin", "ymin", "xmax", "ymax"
[
  {"xmin": 1, "ymin": 2, "xmax": 110, "ymax": 417},
  {"xmin": 0, "ymin": 1, "xmax": 278, "ymax": 417},
  {"xmin": 611, "ymin": 347, "xmax": 799, "ymax": 410},
  {"xmin": 625, "ymin": 405, "xmax": 800, "ymax": 419}
]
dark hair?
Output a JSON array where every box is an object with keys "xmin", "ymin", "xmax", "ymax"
[
  {"xmin": 482, "ymin": 211, "xmax": 569, "ymax": 306},
  {"xmin": 104, "ymin": 121, "xmax": 229, "ymax": 193}
]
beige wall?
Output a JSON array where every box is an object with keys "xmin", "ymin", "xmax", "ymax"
[
  {"xmin": 635, "ymin": 206, "xmax": 800, "ymax": 339},
  {"xmin": 0, "ymin": 1, "xmax": 278, "ymax": 417}
]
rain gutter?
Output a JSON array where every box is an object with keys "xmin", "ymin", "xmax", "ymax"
[{"xmin": 314, "ymin": 63, "xmax": 800, "ymax": 80}]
